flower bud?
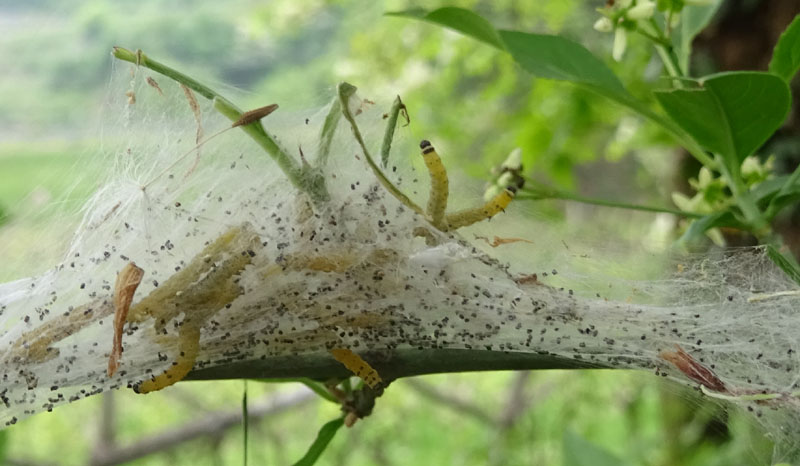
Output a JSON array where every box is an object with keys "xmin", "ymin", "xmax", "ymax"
[
  {"xmin": 697, "ymin": 166, "xmax": 713, "ymax": 190},
  {"xmin": 626, "ymin": 0, "xmax": 655, "ymax": 20},
  {"xmin": 741, "ymin": 156, "xmax": 760, "ymax": 178},
  {"xmin": 501, "ymin": 148, "xmax": 522, "ymax": 171},
  {"xmin": 593, "ymin": 17, "xmax": 613, "ymax": 33},
  {"xmin": 612, "ymin": 27, "xmax": 627, "ymax": 61}
]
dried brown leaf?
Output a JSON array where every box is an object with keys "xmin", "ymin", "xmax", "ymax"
[
  {"xmin": 108, "ymin": 262, "xmax": 144, "ymax": 377},
  {"xmin": 232, "ymin": 104, "xmax": 279, "ymax": 128},
  {"xmin": 476, "ymin": 235, "xmax": 534, "ymax": 248},
  {"xmin": 660, "ymin": 344, "xmax": 728, "ymax": 393},
  {"xmin": 146, "ymin": 76, "xmax": 164, "ymax": 96}
]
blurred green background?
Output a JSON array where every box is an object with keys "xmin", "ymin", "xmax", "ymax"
[{"xmin": 1, "ymin": 0, "xmax": 796, "ymax": 464}]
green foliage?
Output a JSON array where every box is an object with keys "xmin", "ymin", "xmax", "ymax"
[
  {"xmin": 386, "ymin": 7, "xmax": 505, "ymax": 49},
  {"xmin": 562, "ymin": 430, "xmax": 630, "ymax": 466},
  {"xmin": 671, "ymin": 0, "xmax": 723, "ymax": 74},
  {"xmin": 766, "ymin": 244, "xmax": 800, "ymax": 287},
  {"xmin": 654, "ymin": 72, "xmax": 791, "ymax": 170},
  {"xmin": 292, "ymin": 417, "xmax": 345, "ymax": 466},
  {"xmin": 254, "ymin": 378, "xmax": 340, "ymax": 404},
  {"xmin": 2, "ymin": 2, "xmax": 796, "ymax": 464},
  {"xmin": 389, "ymin": 4, "xmax": 798, "ymax": 280},
  {"xmin": 769, "ymin": 14, "xmax": 800, "ymax": 82},
  {"xmin": 677, "ymin": 211, "xmax": 745, "ymax": 245},
  {"xmin": 0, "ymin": 202, "xmax": 7, "ymax": 227},
  {"xmin": 0, "ymin": 429, "xmax": 7, "ymax": 463},
  {"xmin": 498, "ymin": 31, "xmax": 625, "ymax": 94}
]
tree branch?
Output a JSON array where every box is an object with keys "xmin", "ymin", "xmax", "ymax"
[
  {"xmin": 405, "ymin": 378, "xmax": 495, "ymax": 425},
  {"xmin": 88, "ymin": 389, "xmax": 316, "ymax": 466},
  {"xmin": 184, "ymin": 349, "xmax": 598, "ymax": 383}
]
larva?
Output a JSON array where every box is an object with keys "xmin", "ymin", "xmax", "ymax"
[
  {"xmin": 420, "ymin": 140, "xmax": 449, "ymax": 230},
  {"xmin": 445, "ymin": 189, "xmax": 514, "ymax": 231},
  {"xmin": 330, "ymin": 348, "xmax": 383, "ymax": 389},
  {"xmin": 134, "ymin": 325, "xmax": 201, "ymax": 394}
]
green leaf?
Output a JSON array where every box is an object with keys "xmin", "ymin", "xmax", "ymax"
[
  {"xmin": 678, "ymin": 211, "xmax": 747, "ymax": 245},
  {"xmin": 672, "ymin": 0, "xmax": 723, "ymax": 74},
  {"xmin": 388, "ymin": 8, "xmax": 628, "ymax": 99},
  {"xmin": 388, "ymin": 6, "xmax": 714, "ymax": 166},
  {"xmin": 769, "ymin": 14, "xmax": 800, "ymax": 82},
  {"xmin": 750, "ymin": 175, "xmax": 790, "ymax": 205},
  {"xmin": 498, "ymin": 30, "xmax": 626, "ymax": 94},
  {"xmin": 0, "ymin": 429, "xmax": 7, "ymax": 462},
  {"xmin": 292, "ymin": 417, "xmax": 345, "ymax": 466},
  {"xmin": 494, "ymin": 29, "xmax": 714, "ymax": 165},
  {"xmin": 252, "ymin": 378, "xmax": 339, "ymax": 404},
  {"xmin": 654, "ymin": 72, "xmax": 791, "ymax": 170},
  {"xmin": 767, "ymin": 244, "xmax": 800, "ymax": 287},
  {"xmin": 385, "ymin": 7, "xmax": 504, "ymax": 49},
  {"xmin": 316, "ymin": 99, "xmax": 342, "ymax": 168},
  {"xmin": 496, "ymin": 30, "xmax": 683, "ymax": 141},
  {"xmin": 562, "ymin": 431, "xmax": 629, "ymax": 466},
  {"xmin": 766, "ymin": 164, "xmax": 800, "ymax": 219}
]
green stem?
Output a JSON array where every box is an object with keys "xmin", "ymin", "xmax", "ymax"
[
  {"xmin": 518, "ymin": 186, "xmax": 705, "ymax": 218},
  {"xmin": 316, "ymin": 99, "xmax": 342, "ymax": 169},
  {"xmin": 623, "ymin": 25, "xmax": 770, "ymax": 238},
  {"xmin": 635, "ymin": 27, "xmax": 669, "ymax": 47},
  {"xmin": 642, "ymin": 19, "xmax": 684, "ymax": 85},
  {"xmin": 380, "ymin": 96, "xmax": 406, "ymax": 168},
  {"xmin": 111, "ymin": 47, "xmax": 328, "ymax": 202},
  {"xmin": 255, "ymin": 378, "xmax": 340, "ymax": 403},
  {"xmin": 337, "ymin": 82, "xmax": 426, "ymax": 217},
  {"xmin": 186, "ymin": 348, "xmax": 596, "ymax": 382},
  {"xmin": 654, "ymin": 45, "xmax": 683, "ymax": 81},
  {"xmin": 626, "ymin": 102, "xmax": 714, "ymax": 167},
  {"xmin": 765, "ymin": 163, "xmax": 800, "ymax": 220},
  {"xmin": 715, "ymin": 156, "xmax": 770, "ymax": 237}
]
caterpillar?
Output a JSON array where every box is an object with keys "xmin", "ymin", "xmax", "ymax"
[
  {"xmin": 133, "ymin": 325, "xmax": 201, "ymax": 394},
  {"xmin": 445, "ymin": 188, "xmax": 514, "ymax": 231},
  {"xmin": 419, "ymin": 140, "xmax": 449, "ymax": 230},
  {"xmin": 330, "ymin": 348, "xmax": 383, "ymax": 389}
]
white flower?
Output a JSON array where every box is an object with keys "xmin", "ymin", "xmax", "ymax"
[
  {"xmin": 741, "ymin": 156, "xmax": 761, "ymax": 178},
  {"xmin": 501, "ymin": 148, "xmax": 522, "ymax": 171},
  {"xmin": 617, "ymin": 0, "xmax": 634, "ymax": 8},
  {"xmin": 612, "ymin": 27, "xmax": 627, "ymax": 61},
  {"xmin": 594, "ymin": 17, "xmax": 614, "ymax": 33},
  {"xmin": 671, "ymin": 192, "xmax": 696, "ymax": 212},
  {"xmin": 627, "ymin": 0, "xmax": 655, "ymax": 20},
  {"xmin": 697, "ymin": 166, "xmax": 713, "ymax": 190}
]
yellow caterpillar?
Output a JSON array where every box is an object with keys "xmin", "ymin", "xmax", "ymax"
[
  {"xmin": 420, "ymin": 140, "xmax": 449, "ymax": 229},
  {"xmin": 330, "ymin": 348, "xmax": 383, "ymax": 389},
  {"xmin": 418, "ymin": 140, "xmax": 516, "ymax": 232},
  {"xmin": 445, "ymin": 189, "xmax": 514, "ymax": 230},
  {"xmin": 134, "ymin": 325, "xmax": 200, "ymax": 394},
  {"xmin": 129, "ymin": 224, "xmax": 260, "ymax": 393}
]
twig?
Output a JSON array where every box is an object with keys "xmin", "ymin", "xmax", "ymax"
[
  {"xmin": 404, "ymin": 378, "xmax": 494, "ymax": 425},
  {"xmin": 88, "ymin": 388, "xmax": 316, "ymax": 466},
  {"xmin": 110, "ymin": 47, "xmax": 328, "ymax": 201},
  {"xmin": 90, "ymin": 392, "xmax": 118, "ymax": 464},
  {"xmin": 489, "ymin": 372, "xmax": 532, "ymax": 466},
  {"xmin": 185, "ymin": 348, "xmax": 595, "ymax": 383},
  {"xmin": 337, "ymin": 82, "xmax": 426, "ymax": 217},
  {"xmin": 497, "ymin": 372, "xmax": 531, "ymax": 430}
]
